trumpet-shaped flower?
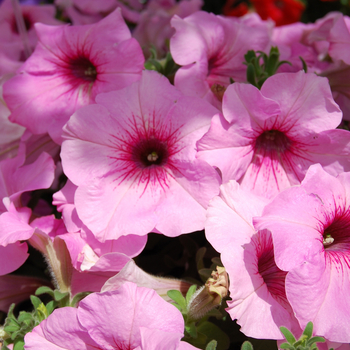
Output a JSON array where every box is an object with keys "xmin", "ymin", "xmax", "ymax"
[
  {"xmin": 205, "ymin": 181, "xmax": 301, "ymax": 339},
  {"xmin": 3, "ymin": 8, "xmax": 144, "ymax": 143},
  {"xmin": 24, "ymin": 282, "xmax": 199, "ymax": 350},
  {"xmin": 255, "ymin": 164, "xmax": 350, "ymax": 342},
  {"xmin": 170, "ymin": 11, "xmax": 271, "ymax": 107},
  {"xmin": 61, "ymin": 70, "xmax": 221, "ymax": 240},
  {"xmin": 197, "ymin": 71, "xmax": 350, "ymax": 199}
]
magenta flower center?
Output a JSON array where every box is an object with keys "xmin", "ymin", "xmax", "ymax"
[
  {"xmin": 323, "ymin": 209, "xmax": 350, "ymax": 252},
  {"xmin": 132, "ymin": 138, "xmax": 169, "ymax": 168},
  {"xmin": 70, "ymin": 57, "xmax": 97, "ymax": 82},
  {"xmin": 255, "ymin": 129, "xmax": 291, "ymax": 152}
]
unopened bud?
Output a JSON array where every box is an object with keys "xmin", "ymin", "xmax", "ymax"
[{"xmin": 187, "ymin": 266, "xmax": 228, "ymax": 320}]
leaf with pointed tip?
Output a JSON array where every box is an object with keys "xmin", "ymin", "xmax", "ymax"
[
  {"xmin": 279, "ymin": 342, "xmax": 295, "ymax": 350},
  {"xmin": 167, "ymin": 290, "xmax": 187, "ymax": 311},
  {"xmin": 306, "ymin": 336, "xmax": 326, "ymax": 346},
  {"xmin": 186, "ymin": 285, "xmax": 197, "ymax": 305},
  {"xmin": 241, "ymin": 341, "xmax": 254, "ymax": 350},
  {"xmin": 35, "ymin": 286, "xmax": 54, "ymax": 297},
  {"xmin": 302, "ymin": 322, "xmax": 313, "ymax": 339},
  {"xmin": 30, "ymin": 295, "xmax": 42, "ymax": 309},
  {"xmin": 280, "ymin": 327, "xmax": 296, "ymax": 345},
  {"xmin": 53, "ymin": 290, "xmax": 69, "ymax": 302},
  {"xmin": 206, "ymin": 340, "xmax": 217, "ymax": 350}
]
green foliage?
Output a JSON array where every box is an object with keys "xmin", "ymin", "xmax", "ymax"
[
  {"xmin": 241, "ymin": 341, "xmax": 254, "ymax": 350},
  {"xmin": 243, "ymin": 47, "xmax": 292, "ymax": 89},
  {"xmin": 0, "ymin": 287, "xmax": 90, "ymax": 350},
  {"xmin": 144, "ymin": 47, "xmax": 179, "ymax": 80},
  {"xmin": 239, "ymin": 322, "xmax": 334, "ymax": 350},
  {"xmin": 167, "ymin": 284, "xmax": 229, "ymax": 350}
]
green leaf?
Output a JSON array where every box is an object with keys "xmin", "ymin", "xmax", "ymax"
[
  {"xmin": 53, "ymin": 290, "xmax": 69, "ymax": 302},
  {"xmin": 36, "ymin": 303, "xmax": 49, "ymax": 321},
  {"xmin": 241, "ymin": 341, "xmax": 254, "ymax": 350},
  {"xmin": 280, "ymin": 326, "xmax": 296, "ymax": 345},
  {"xmin": 30, "ymin": 295, "xmax": 42, "ymax": 309},
  {"xmin": 4, "ymin": 325, "xmax": 19, "ymax": 334},
  {"xmin": 70, "ymin": 292, "xmax": 91, "ymax": 307},
  {"xmin": 186, "ymin": 285, "xmax": 197, "ymax": 305},
  {"xmin": 144, "ymin": 61, "xmax": 157, "ymax": 71},
  {"xmin": 35, "ymin": 286, "xmax": 54, "ymax": 297},
  {"xmin": 246, "ymin": 63, "xmax": 256, "ymax": 88},
  {"xmin": 206, "ymin": 340, "xmax": 218, "ymax": 350},
  {"xmin": 13, "ymin": 339, "xmax": 25, "ymax": 350},
  {"xmin": 306, "ymin": 336, "xmax": 326, "ymax": 346},
  {"xmin": 17, "ymin": 312, "xmax": 32, "ymax": 323},
  {"xmin": 279, "ymin": 342, "xmax": 295, "ymax": 350},
  {"xmin": 302, "ymin": 322, "xmax": 313, "ymax": 339},
  {"xmin": 45, "ymin": 300, "xmax": 56, "ymax": 315},
  {"xmin": 167, "ymin": 290, "xmax": 187, "ymax": 311},
  {"xmin": 244, "ymin": 50, "xmax": 256, "ymax": 63},
  {"xmin": 197, "ymin": 321, "xmax": 230, "ymax": 350},
  {"xmin": 185, "ymin": 322, "xmax": 197, "ymax": 338}
]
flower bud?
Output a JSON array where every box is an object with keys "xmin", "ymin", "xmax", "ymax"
[{"xmin": 187, "ymin": 266, "xmax": 229, "ymax": 320}]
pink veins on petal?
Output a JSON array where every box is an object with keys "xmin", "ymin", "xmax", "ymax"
[
  {"xmin": 107, "ymin": 112, "xmax": 185, "ymax": 192},
  {"xmin": 241, "ymin": 123, "xmax": 312, "ymax": 195},
  {"xmin": 47, "ymin": 41, "xmax": 98, "ymax": 98}
]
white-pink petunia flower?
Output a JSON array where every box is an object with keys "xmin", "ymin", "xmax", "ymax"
[
  {"xmin": 205, "ymin": 181, "xmax": 301, "ymax": 339},
  {"xmin": 61, "ymin": 70, "xmax": 221, "ymax": 241},
  {"xmin": 24, "ymin": 282, "xmax": 199, "ymax": 350},
  {"xmin": 170, "ymin": 11, "xmax": 271, "ymax": 108},
  {"xmin": 255, "ymin": 164, "xmax": 350, "ymax": 343},
  {"xmin": 3, "ymin": 8, "xmax": 144, "ymax": 144},
  {"xmin": 197, "ymin": 71, "xmax": 350, "ymax": 199}
]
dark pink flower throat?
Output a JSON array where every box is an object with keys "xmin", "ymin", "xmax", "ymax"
[
  {"xmin": 323, "ymin": 208, "xmax": 350, "ymax": 252},
  {"xmin": 255, "ymin": 129, "xmax": 291, "ymax": 152},
  {"xmin": 132, "ymin": 138, "xmax": 169, "ymax": 168},
  {"xmin": 70, "ymin": 57, "xmax": 97, "ymax": 82}
]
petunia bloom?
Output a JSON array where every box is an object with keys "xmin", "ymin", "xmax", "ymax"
[
  {"xmin": 61, "ymin": 70, "xmax": 221, "ymax": 240},
  {"xmin": 170, "ymin": 11, "xmax": 271, "ymax": 108},
  {"xmin": 197, "ymin": 71, "xmax": 350, "ymax": 199},
  {"xmin": 205, "ymin": 181, "xmax": 301, "ymax": 339},
  {"xmin": 255, "ymin": 164, "xmax": 350, "ymax": 342},
  {"xmin": 3, "ymin": 8, "xmax": 144, "ymax": 143},
  {"xmin": 24, "ymin": 282, "xmax": 199, "ymax": 350}
]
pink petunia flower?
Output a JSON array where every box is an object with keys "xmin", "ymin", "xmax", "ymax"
[
  {"xmin": 24, "ymin": 282, "xmax": 199, "ymax": 350},
  {"xmin": 3, "ymin": 8, "xmax": 145, "ymax": 143},
  {"xmin": 272, "ymin": 13, "xmax": 350, "ymax": 120},
  {"xmin": 170, "ymin": 11, "xmax": 271, "ymax": 108},
  {"xmin": 205, "ymin": 180, "xmax": 301, "ymax": 339},
  {"xmin": 61, "ymin": 70, "xmax": 221, "ymax": 240},
  {"xmin": 255, "ymin": 164, "xmax": 350, "ymax": 342},
  {"xmin": 197, "ymin": 71, "xmax": 350, "ymax": 199}
]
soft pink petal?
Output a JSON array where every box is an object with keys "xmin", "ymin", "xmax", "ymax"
[
  {"xmin": 78, "ymin": 283, "xmax": 184, "ymax": 348},
  {"xmin": 0, "ymin": 242, "xmax": 28, "ymax": 275}
]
